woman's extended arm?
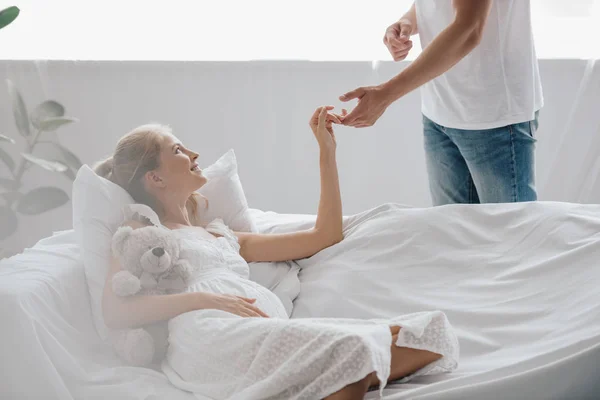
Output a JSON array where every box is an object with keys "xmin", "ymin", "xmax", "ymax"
[
  {"xmin": 236, "ymin": 106, "xmax": 344, "ymax": 263},
  {"xmin": 102, "ymin": 222, "xmax": 269, "ymax": 330}
]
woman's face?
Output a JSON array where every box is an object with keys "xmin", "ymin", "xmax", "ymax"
[{"xmin": 146, "ymin": 132, "xmax": 207, "ymax": 196}]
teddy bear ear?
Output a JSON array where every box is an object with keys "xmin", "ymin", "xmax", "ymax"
[{"xmin": 112, "ymin": 225, "xmax": 134, "ymax": 256}]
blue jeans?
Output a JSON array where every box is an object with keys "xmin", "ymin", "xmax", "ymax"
[{"xmin": 423, "ymin": 113, "xmax": 539, "ymax": 206}]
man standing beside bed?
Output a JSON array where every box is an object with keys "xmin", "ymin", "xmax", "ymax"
[{"xmin": 340, "ymin": 0, "xmax": 544, "ymax": 206}]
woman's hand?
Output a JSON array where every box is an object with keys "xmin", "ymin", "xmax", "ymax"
[
  {"xmin": 309, "ymin": 106, "xmax": 346, "ymax": 151},
  {"xmin": 198, "ymin": 292, "xmax": 269, "ymax": 318}
]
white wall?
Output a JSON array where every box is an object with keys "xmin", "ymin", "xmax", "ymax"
[{"xmin": 0, "ymin": 59, "xmax": 598, "ymax": 255}]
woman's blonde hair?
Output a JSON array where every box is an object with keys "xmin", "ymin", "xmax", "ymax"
[{"xmin": 94, "ymin": 124, "xmax": 201, "ymax": 224}]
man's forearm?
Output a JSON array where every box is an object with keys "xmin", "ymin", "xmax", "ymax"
[
  {"xmin": 383, "ymin": 21, "xmax": 481, "ymax": 102},
  {"xmin": 383, "ymin": 1, "xmax": 491, "ymax": 102}
]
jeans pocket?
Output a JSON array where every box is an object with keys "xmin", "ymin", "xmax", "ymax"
[
  {"xmin": 528, "ymin": 121, "xmax": 535, "ymax": 138},
  {"xmin": 512, "ymin": 121, "xmax": 537, "ymax": 143}
]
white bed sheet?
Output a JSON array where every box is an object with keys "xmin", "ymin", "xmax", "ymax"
[
  {"xmin": 251, "ymin": 201, "xmax": 600, "ymax": 399},
  {"xmin": 2, "ymin": 201, "xmax": 600, "ymax": 399},
  {"xmin": 0, "ymin": 230, "xmax": 198, "ymax": 400}
]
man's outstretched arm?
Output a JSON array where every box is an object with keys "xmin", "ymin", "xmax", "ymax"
[{"xmin": 341, "ymin": 0, "xmax": 492, "ymax": 127}]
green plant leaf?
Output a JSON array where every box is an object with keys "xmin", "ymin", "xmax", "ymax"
[
  {"xmin": 16, "ymin": 186, "xmax": 69, "ymax": 215},
  {"xmin": 6, "ymin": 79, "xmax": 31, "ymax": 137},
  {"xmin": 0, "ymin": 134, "xmax": 15, "ymax": 144},
  {"xmin": 0, "ymin": 6, "xmax": 19, "ymax": 31},
  {"xmin": 38, "ymin": 117, "xmax": 78, "ymax": 132},
  {"xmin": 21, "ymin": 153, "xmax": 68, "ymax": 172},
  {"xmin": 0, "ymin": 148, "xmax": 15, "ymax": 172},
  {"xmin": 31, "ymin": 100, "xmax": 66, "ymax": 129},
  {"xmin": 0, "ymin": 206, "xmax": 18, "ymax": 240},
  {"xmin": 0, "ymin": 178, "xmax": 18, "ymax": 190},
  {"xmin": 36, "ymin": 141, "xmax": 83, "ymax": 171}
]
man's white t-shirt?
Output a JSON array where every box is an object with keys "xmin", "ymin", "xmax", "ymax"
[{"xmin": 415, "ymin": 0, "xmax": 544, "ymax": 130}]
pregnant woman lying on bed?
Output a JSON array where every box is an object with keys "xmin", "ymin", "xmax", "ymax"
[{"xmin": 95, "ymin": 106, "xmax": 459, "ymax": 400}]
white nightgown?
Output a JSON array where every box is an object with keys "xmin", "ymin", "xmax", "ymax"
[{"xmin": 158, "ymin": 218, "xmax": 459, "ymax": 400}]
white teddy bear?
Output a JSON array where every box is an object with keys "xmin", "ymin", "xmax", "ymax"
[{"xmin": 109, "ymin": 221, "xmax": 191, "ymax": 366}]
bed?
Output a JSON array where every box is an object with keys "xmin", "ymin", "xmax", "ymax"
[{"xmin": 2, "ymin": 199, "xmax": 600, "ymax": 399}]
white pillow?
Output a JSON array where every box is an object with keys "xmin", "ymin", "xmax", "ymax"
[
  {"xmin": 196, "ymin": 149, "xmax": 257, "ymax": 233},
  {"xmin": 73, "ymin": 149, "xmax": 257, "ymax": 339}
]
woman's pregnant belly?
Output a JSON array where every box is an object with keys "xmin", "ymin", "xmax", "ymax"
[{"xmin": 187, "ymin": 271, "xmax": 289, "ymax": 319}]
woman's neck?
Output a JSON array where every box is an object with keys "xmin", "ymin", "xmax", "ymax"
[{"xmin": 159, "ymin": 196, "xmax": 192, "ymax": 227}]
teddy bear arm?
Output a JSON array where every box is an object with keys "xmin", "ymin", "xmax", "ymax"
[
  {"xmin": 112, "ymin": 270, "xmax": 142, "ymax": 297},
  {"xmin": 173, "ymin": 260, "xmax": 192, "ymax": 281}
]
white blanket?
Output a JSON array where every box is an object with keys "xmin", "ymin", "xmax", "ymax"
[
  {"xmin": 0, "ymin": 230, "xmax": 197, "ymax": 400},
  {"xmin": 2, "ymin": 201, "xmax": 600, "ymax": 399},
  {"xmin": 252, "ymin": 201, "xmax": 600, "ymax": 399}
]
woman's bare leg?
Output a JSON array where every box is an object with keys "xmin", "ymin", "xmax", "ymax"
[
  {"xmin": 324, "ymin": 374, "xmax": 371, "ymax": 400},
  {"xmin": 324, "ymin": 326, "xmax": 442, "ymax": 399},
  {"xmin": 368, "ymin": 326, "xmax": 442, "ymax": 388}
]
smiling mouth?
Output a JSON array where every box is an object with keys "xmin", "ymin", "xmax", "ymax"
[{"xmin": 191, "ymin": 164, "xmax": 201, "ymax": 172}]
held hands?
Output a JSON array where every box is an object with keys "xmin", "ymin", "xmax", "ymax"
[{"xmin": 309, "ymin": 106, "xmax": 346, "ymax": 151}]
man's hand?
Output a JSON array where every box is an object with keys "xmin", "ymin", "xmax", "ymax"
[
  {"xmin": 338, "ymin": 86, "xmax": 393, "ymax": 128},
  {"xmin": 384, "ymin": 19, "xmax": 414, "ymax": 61}
]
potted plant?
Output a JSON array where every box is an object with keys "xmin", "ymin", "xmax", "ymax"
[
  {"xmin": 0, "ymin": 5, "xmax": 82, "ymax": 246},
  {"xmin": 1, "ymin": 81, "xmax": 81, "ymax": 241}
]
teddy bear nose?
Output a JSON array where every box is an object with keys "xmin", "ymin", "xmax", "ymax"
[{"xmin": 152, "ymin": 247, "xmax": 165, "ymax": 257}]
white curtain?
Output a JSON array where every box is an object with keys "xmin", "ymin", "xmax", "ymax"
[
  {"xmin": 540, "ymin": 60, "xmax": 600, "ymax": 203},
  {"xmin": 1, "ymin": 0, "xmax": 600, "ymax": 253},
  {"xmin": 1, "ymin": 0, "xmax": 599, "ymax": 61}
]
